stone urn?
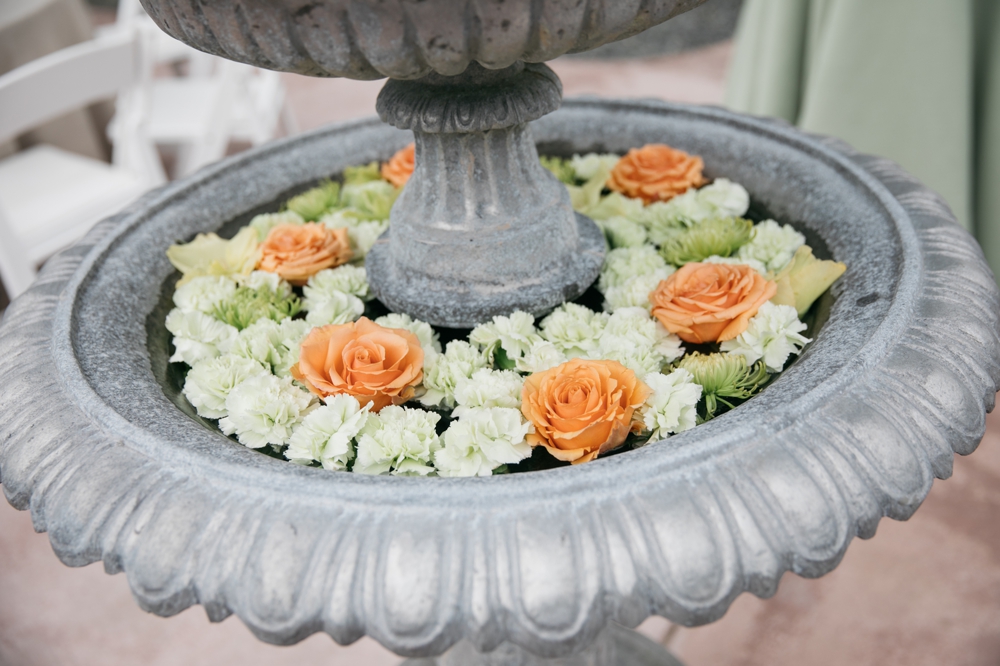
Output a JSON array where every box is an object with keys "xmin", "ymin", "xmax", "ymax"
[{"xmin": 1, "ymin": 1, "xmax": 999, "ymax": 665}]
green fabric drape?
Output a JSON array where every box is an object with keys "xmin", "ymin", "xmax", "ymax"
[{"xmin": 725, "ymin": 0, "xmax": 1000, "ymax": 284}]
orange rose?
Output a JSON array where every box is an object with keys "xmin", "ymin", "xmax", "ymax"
[
  {"xmin": 521, "ymin": 359, "xmax": 650, "ymax": 465},
  {"xmin": 381, "ymin": 143, "xmax": 415, "ymax": 187},
  {"xmin": 291, "ymin": 317, "xmax": 424, "ymax": 412},
  {"xmin": 608, "ymin": 143, "xmax": 707, "ymax": 204},
  {"xmin": 257, "ymin": 223, "xmax": 351, "ymax": 286},
  {"xmin": 650, "ymin": 263, "xmax": 777, "ymax": 344}
]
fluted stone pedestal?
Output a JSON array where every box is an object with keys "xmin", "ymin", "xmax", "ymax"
[{"xmin": 367, "ymin": 62, "xmax": 605, "ymax": 327}]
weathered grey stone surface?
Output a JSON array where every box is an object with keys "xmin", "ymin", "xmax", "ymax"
[
  {"xmin": 370, "ymin": 62, "xmax": 604, "ymax": 327},
  {"xmin": 1, "ymin": 100, "xmax": 998, "ymax": 662},
  {"xmin": 138, "ymin": 0, "xmax": 708, "ymax": 79}
]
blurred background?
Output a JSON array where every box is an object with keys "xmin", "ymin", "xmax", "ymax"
[{"xmin": 1, "ymin": 0, "xmax": 999, "ymax": 664}]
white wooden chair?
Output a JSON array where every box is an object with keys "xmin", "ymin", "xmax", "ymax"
[
  {"xmin": 111, "ymin": 0, "xmax": 297, "ymax": 177},
  {"xmin": 0, "ymin": 28, "xmax": 165, "ymax": 300}
]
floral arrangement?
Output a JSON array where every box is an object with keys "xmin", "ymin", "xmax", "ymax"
[{"xmin": 164, "ymin": 142, "xmax": 846, "ymax": 477}]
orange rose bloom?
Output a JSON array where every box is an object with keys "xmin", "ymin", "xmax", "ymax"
[
  {"xmin": 381, "ymin": 143, "xmax": 415, "ymax": 187},
  {"xmin": 257, "ymin": 223, "xmax": 351, "ymax": 286},
  {"xmin": 608, "ymin": 143, "xmax": 707, "ymax": 204},
  {"xmin": 291, "ymin": 317, "xmax": 424, "ymax": 412},
  {"xmin": 650, "ymin": 263, "xmax": 777, "ymax": 344},
  {"xmin": 521, "ymin": 359, "xmax": 650, "ymax": 465}
]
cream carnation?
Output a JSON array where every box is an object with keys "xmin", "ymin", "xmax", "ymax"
[
  {"xmin": 452, "ymin": 368, "xmax": 524, "ymax": 418},
  {"xmin": 514, "ymin": 339, "xmax": 568, "ymax": 374},
  {"xmin": 284, "ymin": 394, "xmax": 371, "ymax": 470},
  {"xmin": 231, "ymin": 317, "xmax": 310, "ymax": 377},
  {"xmin": 172, "ymin": 275, "xmax": 238, "ymax": 314},
  {"xmin": 599, "ymin": 246, "xmax": 668, "ymax": 291},
  {"xmin": 570, "ymin": 153, "xmax": 620, "ymax": 181},
  {"xmin": 353, "ymin": 405, "xmax": 441, "ymax": 476},
  {"xmin": 219, "ymin": 373, "xmax": 315, "ymax": 448},
  {"xmin": 240, "ymin": 270, "xmax": 294, "ymax": 298},
  {"xmin": 182, "ymin": 354, "xmax": 269, "ymax": 419},
  {"xmin": 166, "ymin": 308, "xmax": 238, "ymax": 365},
  {"xmin": 435, "ymin": 407, "xmax": 533, "ymax": 477},
  {"xmin": 602, "ymin": 268, "xmax": 674, "ymax": 313},
  {"xmin": 591, "ymin": 308, "xmax": 684, "ymax": 376},
  {"xmin": 720, "ymin": 301, "xmax": 811, "ymax": 372},
  {"xmin": 640, "ymin": 368, "xmax": 702, "ymax": 440},
  {"xmin": 419, "ymin": 341, "xmax": 488, "ymax": 408},
  {"xmin": 539, "ymin": 303, "xmax": 609, "ymax": 357},
  {"xmin": 737, "ymin": 219, "xmax": 805, "ymax": 273},
  {"xmin": 469, "ymin": 311, "xmax": 541, "ymax": 364},
  {"xmin": 305, "ymin": 265, "xmax": 371, "ymax": 302},
  {"xmin": 304, "ymin": 289, "xmax": 365, "ymax": 326},
  {"xmin": 600, "ymin": 216, "xmax": 648, "ymax": 248}
]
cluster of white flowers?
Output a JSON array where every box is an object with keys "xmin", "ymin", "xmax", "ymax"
[
  {"xmin": 165, "ymin": 309, "xmax": 238, "ymax": 365},
  {"xmin": 599, "ymin": 216, "xmax": 648, "ymax": 248},
  {"xmin": 470, "ymin": 311, "xmax": 542, "ymax": 365},
  {"xmin": 183, "ymin": 355, "xmax": 269, "ymax": 419},
  {"xmin": 721, "ymin": 302, "xmax": 811, "ymax": 372},
  {"xmin": 569, "ymin": 153, "xmax": 620, "ymax": 181},
  {"xmin": 638, "ymin": 178, "xmax": 751, "ymax": 244},
  {"xmin": 434, "ymin": 368, "xmax": 533, "ymax": 477},
  {"xmin": 241, "ymin": 270, "xmax": 293, "ymax": 298},
  {"xmin": 353, "ymin": 405, "xmax": 442, "ymax": 476},
  {"xmin": 173, "ymin": 275, "xmax": 238, "ymax": 314},
  {"xmin": 230, "ymin": 317, "xmax": 311, "ymax": 377},
  {"xmin": 420, "ymin": 341, "xmax": 489, "ymax": 408},
  {"xmin": 219, "ymin": 373, "xmax": 315, "ymax": 448},
  {"xmin": 302, "ymin": 265, "xmax": 369, "ymax": 326},
  {"xmin": 589, "ymin": 308, "xmax": 684, "ymax": 376},
  {"xmin": 597, "ymin": 247, "xmax": 675, "ymax": 312},
  {"xmin": 736, "ymin": 219, "xmax": 805, "ymax": 273},
  {"xmin": 639, "ymin": 369, "xmax": 702, "ymax": 441},
  {"xmin": 285, "ymin": 394, "xmax": 371, "ymax": 470},
  {"xmin": 539, "ymin": 303, "xmax": 609, "ymax": 357}
]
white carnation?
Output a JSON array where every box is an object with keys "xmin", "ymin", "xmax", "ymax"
[
  {"xmin": 304, "ymin": 289, "xmax": 365, "ymax": 326},
  {"xmin": 219, "ymin": 373, "xmax": 315, "ymax": 448},
  {"xmin": 305, "ymin": 265, "xmax": 371, "ymax": 302},
  {"xmin": 591, "ymin": 308, "xmax": 684, "ymax": 375},
  {"xmin": 285, "ymin": 394, "xmax": 371, "ymax": 470},
  {"xmin": 570, "ymin": 153, "xmax": 619, "ymax": 181},
  {"xmin": 353, "ymin": 405, "xmax": 441, "ymax": 476},
  {"xmin": 375, "ymin": 312, "xmax": 442, "ymax": 358},
  {"xmin": 702, "ymin": 254, "xmax": 768, "ymax": 276},
  {"xmin": 600, "ymin": 216, "xmax": 648, "ymax": 248},
  {"xmin": 232, "ymin": 317, "xmax": 310, "ymax": 377},
  {"xmin": 599, "ymin": 246, "xmax": 668, "ymax": 291},
  {"xmin": 720, "ymin": 301, "xmax": 811, "ymax": 372},
  {"xmin": 515, "ymin": 339, "xmax": 568, "ymax": 373},
  {"xmin": 172, "ymin": 275, "xmax": 238, "ymax": 314},
  {"xmin": 469, "ymin": 311, "xmax": 541, "ymax": 363},
  {"xmin": 539, "ymin": 303, "xmax": 609, "ymax": 357},
  {"xmin": 694, "ymin": 178, "xmax": 750, "ymax": 219},
  {"xmin": 641, "ymin": 368, "xmax": 702, "ymax": 441},
  {"xmin": 182, "ymin": 354, "xmax": 269, "ymax": 419},
  {"xmin": 166, "ymin": 308, "xmax": 238, "ymax": 365},
  {"xmin": 737, "ymin": 219, "xmax": 805, "ymax": 273},
  {"xmin": 602, "ymin": 268, "xmax": 674, "ymax": 313},
  {"xmin": 638, "ymin": 179, "xmax": 750, "ymax": 244},
  {"xmin": 435, "ymin": 407, "xmax": 532, "ymax": 477},
  {"xmin": 420, "ymin": 341, "xmax": 489, "ymax": 408},
  {"xmin": 249, "ymin": 210, "xmax": 305, "ymax": 240},
  {"xmin": 346, "ymin": 219, "xmax": 389, "ymax": 259},
  {"xmin": 452, "ymin": 368, "xmax": 524, "ymax": 418},
  {"xmin": 239, "ymin": 270, "xmax": 293, "ymax": 298}
]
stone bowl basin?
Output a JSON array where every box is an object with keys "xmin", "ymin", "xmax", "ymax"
[
  {"xmin": 1, "ymin": 100, "xmax": 998, "ymax": 659},
  {"xmin": 138, "ymin": 0, "xmax": 707, "ymax": 79}
]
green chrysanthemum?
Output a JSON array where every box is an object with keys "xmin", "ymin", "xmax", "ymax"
[
  {"xmin": 539, "ymin": 156, "xmax": 576, "ymax": 184},
  {"xmin": 658, "ymin": 217, "xmax": 754, "ymax": 266},
  {"xmin": 343, "ymin": 161, "xmax": 383, "ymax": 185},
  {"xmin": 677, "ymin": 352, "xmax": 768, "ymax": 420},
  {"xmin": 286, "ymin": 180, "xmax": 341, "ymax": 221},
  {"xmin": 213, "ymin": 286, "xmax": 302, "ymax": 330}
]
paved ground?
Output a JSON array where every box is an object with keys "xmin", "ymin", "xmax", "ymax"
[{"xmin": 5, "ymin": 39, "xmax": 1000, "ymax": 666}]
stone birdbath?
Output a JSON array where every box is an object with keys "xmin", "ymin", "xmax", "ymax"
[{"xmin": 2, "ymin": 1, "xmax": 1000, "ymax": 665}]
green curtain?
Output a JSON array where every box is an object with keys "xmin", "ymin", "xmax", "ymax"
[{"xmin": 725, "ymin": 0, "xmax": 1000, "ymax": 285}]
